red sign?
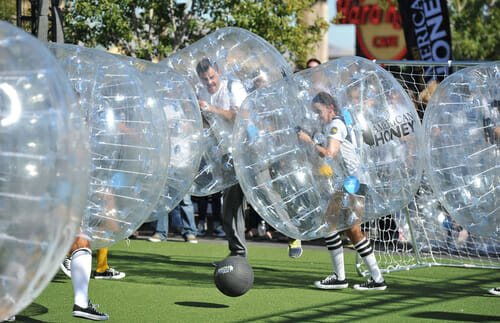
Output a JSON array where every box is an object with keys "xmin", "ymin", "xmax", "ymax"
[{"xmin": 337, "ymin": 0, "xmax": 407, "ymax": 60}]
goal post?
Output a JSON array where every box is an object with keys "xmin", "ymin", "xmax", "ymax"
[{"xmin": 355, "ymin": 60, "xmax": 500, "ymax": 277}]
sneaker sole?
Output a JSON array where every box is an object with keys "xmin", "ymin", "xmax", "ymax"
[
  {"xmin": 73, "ymin": 311, "xmax": 109, "ymax": 321},
  {"xmin": 353, "ymin": 285, "xmax": 387, "ymax": 291},
  {"xmin": 94, "ymin": 273, "xmax": 126, "ymax": 280},
  {"xmin": 488, "ymin": 288, "xmax": 500, "ymax": 296},
  {"xmin": 314, "ymin": 282, "xmax": 349, "ymax": 289}
]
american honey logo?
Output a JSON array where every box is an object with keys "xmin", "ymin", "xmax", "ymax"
[{"xmin": 362, "ymin": 112, "xmax": 416, "ymax": 146}]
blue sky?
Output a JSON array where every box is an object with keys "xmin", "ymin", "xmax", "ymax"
[{"xmin": 327, "ymin": 0, "xmax": 355, "ymax": 50}]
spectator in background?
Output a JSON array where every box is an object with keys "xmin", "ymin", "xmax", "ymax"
[
  {"xmin": 194, "ymin": 193, "xmax": 225, "ymax": 237},
  {"xmin": 306, "ymin": 58, "xmax": 321, "ymax": 69},
  {"xmin": 149, "ymin": 195, "xmax": 198, "ymax": 243}
]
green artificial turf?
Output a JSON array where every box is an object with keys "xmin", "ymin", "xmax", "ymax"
[{"xmin": 16, "ymin": 239, "xmax": 500, "ymax": 322}]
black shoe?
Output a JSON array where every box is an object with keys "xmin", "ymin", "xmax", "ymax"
[
  {"xmin": 314, "ymin": 274, "xmax": 348, "ymax": 289},
  {"xmin": 72, "ymin": 301, "xmax": 109, "ymax": 321},
  {"xmin": 93, "ymin": 268, "xmax": 125, "ymax": 280},
  {"xmin": 353, "ymin": 277, "xmax": 387, "ymax": 290}
]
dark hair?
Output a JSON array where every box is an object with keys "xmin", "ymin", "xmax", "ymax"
[
  {"xmin": 312, "ymin": 92, "xmax": 341, "ymax": 115},
  {"xmin": 306, "ymin": 58, "xmax": 321, "ymax": 68},
  {"xmin": 196, "ymin": 58, "xmax": 216, "ymax": 76}
]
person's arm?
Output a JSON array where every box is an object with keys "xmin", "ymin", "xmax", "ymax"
[
  {"xmin": 297, "ymin": 130, "xmax": 337, "ymax": 158},
  {"xmin": 325, "ymin": 137, "xmax": 341, "ymax": 159},
  {"xmin": 198, "ymin": 99, "xmax": 237, "ymax": 122}
]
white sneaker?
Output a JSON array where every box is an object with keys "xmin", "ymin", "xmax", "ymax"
[
  {"xmin": 488, "ymin": 287, "xmax": 500, "ymax": 296},
  {"xmin": 60, "ymin": 256, "xmax": 71, "ymax": 278},
  {"xmin": 148, "ymin": 234, "xmax": 165, "ymax": 242},
  {"xmin": 184, "ymin": 234, "xmax": 198, "ymax": 244}
]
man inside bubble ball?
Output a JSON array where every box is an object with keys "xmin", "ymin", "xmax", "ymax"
[
  {"xmin": 297, "ymin": 91, "xmax": 387, "ymax": 291},
  {"xmin": 196, "ymin": 58, "xmax": 250, "ymax": 260}
]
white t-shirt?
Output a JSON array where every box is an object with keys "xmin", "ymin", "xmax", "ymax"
[
  {"xmin": 197, "ymin": 79, "xmax": 247, "ymax": 111},
  {"xmin": 197, "ymin": 79, "xmax": 248, "ymax": 152},
  {"xmin": 322, "ymin": 117, "xmax": 368, "ymax": 184}
]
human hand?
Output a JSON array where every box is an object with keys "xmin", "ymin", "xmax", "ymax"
[
  {"xmin": 198, "ymin": 100, "xmax": 211, "ymax": 112},
  {"xmin": 297, "ymin": 130, "xmax": 313, "ymax": 145}
]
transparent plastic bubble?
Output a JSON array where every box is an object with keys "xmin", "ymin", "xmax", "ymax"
[
  {"xmin": 234, "ymin": 56, "xmax": 423, "ymax": 240},
  {"xmin": 0, "ymin": 22, "xmax": 90, "ymax": 320},
  {"xmin": 116, "ymin": 55, "xmax": 203, "ymax": 221},
  {"xmin": 395, "ymin": 175, "xmax": 497, "ymax": 255},
  {"xmin": 399, "ymin": 175, "xmax": 455, "ymax": 245},
  {"xmin": 46, "ymin": 43, "xmax": 170, "ymax": 249},
  {"xmin": 422, "ymin": 62, "xmax": 499, "ymax": 238},
  {"xmin": 161, "ymin": 27, "xmax": 292, "ymax": 196}
]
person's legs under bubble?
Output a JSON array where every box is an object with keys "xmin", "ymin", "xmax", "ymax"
[
  {"xmin": 69, "ymin": 232, "xmax": 109, "ymax": 320},
  {"xmin": 179, "ymin": 195, "xmax": 198, "ymax": 243}
]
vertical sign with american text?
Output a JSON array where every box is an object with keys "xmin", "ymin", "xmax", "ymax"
[{"xmin": 398, "ymin": 0, "xmax": 453, "ymax": 82}]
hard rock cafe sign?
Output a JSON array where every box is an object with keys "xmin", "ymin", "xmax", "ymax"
[{"xmin": 337, "ymin": 0, "xmax": 407, "ymax": 60}]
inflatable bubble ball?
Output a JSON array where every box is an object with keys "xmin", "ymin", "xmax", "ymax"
[
  {"xmin": 0, "ymin": 21, "xmax": 90, "ymax": 320},
  {"xmin": 422, "ymin": 61, "xmax": 499, "ymax": 238},
  {"xmin": 233, "ymin": 56, "xmax": 423, "ymax": 240},
  {"xmin": 46, "ymin": 43, "xmax": 170, "ymax": 249},
  {"xmin": 114, "ymin": 55, "xmax": 203, "ymax": 222},
  {"xmin": 161, "ymin": 27, "xmax": 292, "ymax": 196},
  {"xmin": 214, "ymin": 256, "xmax": 254, "ymax": 297},
  {"xmin": 396, "ymin": 174, "xmax": 459, "ymax": 248}
]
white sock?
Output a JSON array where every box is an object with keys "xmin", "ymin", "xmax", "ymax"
[
  {"xmin": 354, "ymin": 238, "xmax": 384, "ymax": 283},
  {"xmin": 328, "ymin": 247, "xmax": 345, "ymax": 281},
  {"xmin": 71, "ymin": 248, "xmax": 91, "ymax": 308},
  {"xmin": 362, "ymin": 253, "xmax": 383, "ymax": 283},
  {"xmin": 325, "ymin": 233, "xmax": 345, "ymax": 280}
]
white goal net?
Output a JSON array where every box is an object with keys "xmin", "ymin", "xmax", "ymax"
[{"xmin": 356, "ymin": 60, "xmax": 500, "ymax": 276}]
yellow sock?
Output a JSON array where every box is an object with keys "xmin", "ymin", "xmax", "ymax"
[{"xmin": 96, "ymin": 248, "xmax": 109, "ymax": 273}]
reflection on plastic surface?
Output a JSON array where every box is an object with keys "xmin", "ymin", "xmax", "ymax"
[
  {"xmin": 46, "ymin": 43, "xmax": 170, "ymax": 249},
  {"xmin": 422, "ymin": 62, "xmax": 499, "ymax": 238},
  {"xmin": 234, "ymin": 56, "xmax": 423, "ymax": 240},
  {"xmin": 115, "ymin": 55, "xmax": 203, "ymax": 222},
  {"xmin": 0, "ymin": 22, "xmax": 90, "ymax": 320},
  {"xmin": 161, "ymin": 27, "xmax": 292, "ymax": 196}
]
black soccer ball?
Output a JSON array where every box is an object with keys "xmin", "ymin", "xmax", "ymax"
[{"xmin": 214, "ymin": 256, "xmax": 254, "ymax": 297}]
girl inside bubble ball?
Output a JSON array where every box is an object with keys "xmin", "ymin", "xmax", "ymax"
[{"xmin": 297, "ymin": 91, "xmax": 387, "ymax": 291}]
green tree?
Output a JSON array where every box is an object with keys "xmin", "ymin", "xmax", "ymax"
[
  {"xmin": 63, "ymin": 0, "xmax": 328, "ymax": 67},
  {"xmin": 448, "ymin": 0, "xmax": 499, "ymax": 60},
  {"xmin": 0, "ymin": 0, "xmax": 17, "ymax": 24}
]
